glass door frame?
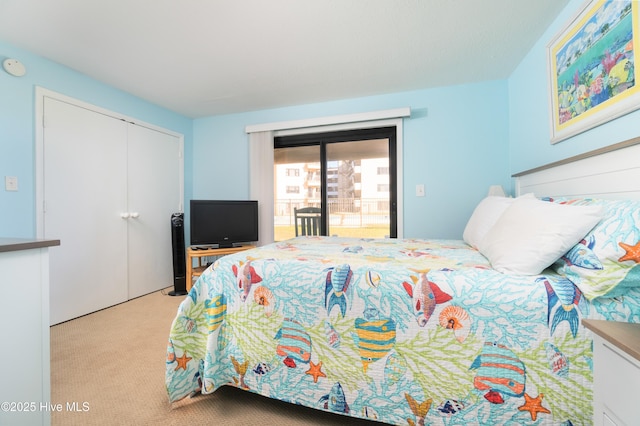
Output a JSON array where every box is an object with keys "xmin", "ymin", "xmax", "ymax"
[{"xmin": 274, "ymin": 126, "xmax": 397, "ymax": 238}]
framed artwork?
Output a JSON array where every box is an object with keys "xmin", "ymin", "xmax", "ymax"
[{"xmin": 547, "ymin": 0, "xmax": 638, "ymax": 143}]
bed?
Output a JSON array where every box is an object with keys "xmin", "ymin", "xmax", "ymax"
[{"xmin": 165, "ymin": 139, "xmax": 640, "ymax": 425}]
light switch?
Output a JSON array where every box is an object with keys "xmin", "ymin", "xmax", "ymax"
[
  {"xmin": 416, "ymin": 184, "xmax": 425, "ymax": 197},
  {"xmin": 5, "ymin": 176, "xmax": 18, "ymax": 191}
]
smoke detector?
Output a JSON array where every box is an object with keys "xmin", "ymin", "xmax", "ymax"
[{"xmin": 3, "ymin": 59, "xmax": 26, "ymax": 77}]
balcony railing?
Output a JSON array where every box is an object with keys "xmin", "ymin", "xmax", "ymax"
[{"xmin": 274, "ymin": 198, "xmax": 390, "ymax": 240}]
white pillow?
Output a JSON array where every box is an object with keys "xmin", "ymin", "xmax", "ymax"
[
  {"xmin": 463, "ymin": 194, "xmax": 533, "ymax": 249},
  {"xmin": 478, "ymin": 196, "xmax": 603, "ymax": 275}
]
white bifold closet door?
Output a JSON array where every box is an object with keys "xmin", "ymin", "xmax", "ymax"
[
  {"xmin": 43, "ymin": 97, "xmax": 182, "ymax": 325},
  {"xmin": 126, "ymin": 123, "xmax": 182, "ymax": 299}
]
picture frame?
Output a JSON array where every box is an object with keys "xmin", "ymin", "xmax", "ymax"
[{"xmin": 547, "ymin": 0, "xmax": 638, "ymax": 144}]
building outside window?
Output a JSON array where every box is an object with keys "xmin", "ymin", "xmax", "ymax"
[{"xmin": 377, "ymin": 166, "xmax": 389, "ymax": 175}]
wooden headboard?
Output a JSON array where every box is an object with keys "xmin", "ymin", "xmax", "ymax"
[{"xmin": 513, "ymin": 137, "xmax": 640, "ymax": 201}]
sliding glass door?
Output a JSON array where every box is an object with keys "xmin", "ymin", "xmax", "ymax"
[
  {"xmin": 273, "ymin": 144, "xmax": 321, "ymax": 240},
  {"xmin": 274, "ymin": 127, "xmax": 397, "ymax": 240}
]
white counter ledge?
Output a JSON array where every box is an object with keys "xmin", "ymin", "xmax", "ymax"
[
  {"xmin": 0, "ymin": 237, "xmax": 59, "ymax": 426},
  {"xmin": 0, "ymin": 237, "xmax": 60, "ymax": 253}
]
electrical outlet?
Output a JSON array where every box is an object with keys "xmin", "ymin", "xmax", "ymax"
[
  {"xmin": 5, "ymin": 176, "xmax": 18, "ymax": 191},
  {"xmin": 416, "ymin": 184, "xmax": 425, "ymax": 197}
]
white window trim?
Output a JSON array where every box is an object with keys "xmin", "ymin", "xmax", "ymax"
[
  {"xmin": 247, "ymin": 108, "xmax": 409, "ymax": 240},
  {"xmin": 245, "ymin": 107, "xmax": 410, "ymax": 134}
]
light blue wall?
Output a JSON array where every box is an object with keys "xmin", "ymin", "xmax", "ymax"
[
  {"xmin": 193, "ymin": 80, "xmax": 510, "ymax": 239},
  {"xmin": 1, "ymin": 39, "xmax": 512, "ymax": 241},
  {"xmin": 4, "ymin": 1, "xmax": 638, "ymax": 243},
  {"xmin": 509, "ymin": 0, "xmax": 640, "ymax": 175},
  {"xmin": 0, "ymin": 41, "xmax": 193, "ymax": 238}
]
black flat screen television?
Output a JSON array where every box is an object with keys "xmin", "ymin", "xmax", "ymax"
[{"xmin": 190, "ymin": 200, "xmax": 259, "ymax": 248}]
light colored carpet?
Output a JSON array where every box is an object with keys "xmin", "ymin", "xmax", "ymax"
[{"xmin": 50, "ymin": 287, "xmax": 376, "ymax": 425}]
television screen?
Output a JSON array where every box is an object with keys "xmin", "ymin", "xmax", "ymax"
[{"xmin": 190, "ymin": 200, "xmax": 258, "ymax": 248}]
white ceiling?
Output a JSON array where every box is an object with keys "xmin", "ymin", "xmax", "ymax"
[{"xmin": 0, "ymin": 0, "xmax": 570, "ymax": 118}]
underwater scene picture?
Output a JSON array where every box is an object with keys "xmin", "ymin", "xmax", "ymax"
[{"xmin": 553, "ymin": 0, "xmax": 635, "ymax": 127}]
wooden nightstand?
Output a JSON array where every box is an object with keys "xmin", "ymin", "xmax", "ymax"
[
  {"xmin": 583, "ymin": 319, "xmax": 640, "ymax": 426},
  {"xmin": 186, "ymin": 245, "xmax": 256, "ymax": 291}
]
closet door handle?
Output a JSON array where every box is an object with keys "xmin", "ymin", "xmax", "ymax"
[
  {"xmin": 120, "ymin": 212, "xmax": 130, "ymax": 219},
  {"xmin": 130, "ymin": 212, "xmax": 140, "ymax": 219}
]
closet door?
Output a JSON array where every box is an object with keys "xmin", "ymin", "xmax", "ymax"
[
  {"xmin": 44, "ymin": 98, "xmax": 129, "ymax": 325},
  {"xmin": 126, "ymin": 124, "xmax": 181, "ymax": 299}
]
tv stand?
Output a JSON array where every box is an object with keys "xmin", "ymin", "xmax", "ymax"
[
  {"xmin": 186, "ymin": 244, "xmax": 256, "ymax": 291},
  {"xmin": 191, "ymin": 243, "xmax": 245, "ymax": 250}
]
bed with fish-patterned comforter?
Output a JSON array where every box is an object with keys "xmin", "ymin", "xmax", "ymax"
[{"xmin": 165, "ymin": 236, "xmax": 640, "ymax": 425}]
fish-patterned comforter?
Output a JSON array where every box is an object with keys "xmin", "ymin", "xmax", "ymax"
[{"xmin": 165, "ymin": 236, "xmax": 640, "ymax": 425}]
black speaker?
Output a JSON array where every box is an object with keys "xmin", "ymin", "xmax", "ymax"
[{"xmin": 169, "ymin": 213, "xmax": 188, "ymax": 296}]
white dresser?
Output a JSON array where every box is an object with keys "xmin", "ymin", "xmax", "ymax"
[
  {"xmin": 0, "ymin": 238, "xmax": 59, "ymax": 426},
  {"xmin": 583, "ymin": 319, "xmax": 640, "ymax": 426}
]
